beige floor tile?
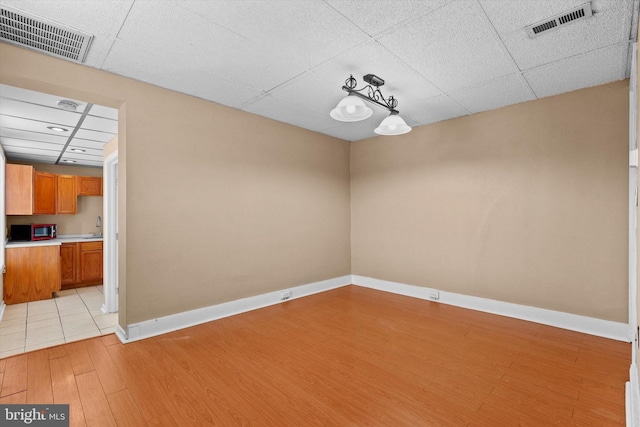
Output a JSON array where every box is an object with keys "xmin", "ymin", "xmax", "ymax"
[
  {"xmin": 0, "ymin": 335, "xmax": 26, "ymax": 351},
  {"xmin": 100, "ymin": 326, "xmax": 117, "ymax": 335},
  {"xmin": 0, "ymin": 324, "xmax": 26, "ymax": 337},
  {"xmin": 65, "ymin": 330, "xmax": 101, "ymax": 344},
  {"xmin": 27, "ymin": 318, "xmax": 62, "ymax": 331},
  {"xmin": 62, "ymin": 318, "xmax": 99, "ymax": 337},
  {"xmin": 0, "ymin": 327, "xmax": 26, "ymax": 341},
  {"xmin": 54, "ymin": 295, "xmax": 85, "ymax": 310},
  {"xmin": 27, "ymin": 300, "xmax": 58, "ymax": 316},
  {"xmin": 96, "ymin": 285, "xmax": 104, "ymax": 293},
  {"xmin": 93, "ymin": 313, "xmax": 118, "ymax": 330},
  {"xmin": 2, "ymin": 305, "xmax": 28, "ymax": 320},
  {"xmin": 58, "ymin": 306, "xmax": 90, "ymax": 317},
  {"xmin": 77, "ymin": 286, "xmax": 101, "ymax": 294},
  {"xmin": 27, "ymin": 311, "xmax": 60, "ymax": 324},
  {"xmin": 54, "ymin": 289, "xmax": 78, "ymax": 297},
  {"xmin": 1, "ymin": 347, "xmax": 25, "ymax": 359},
  {"xmin": 25, "ymin": 338, "xmax": 65, "ymax": 353},
  {"xmin": 0, "ymin": 317, "xmax": 27, "ymax": 329}
]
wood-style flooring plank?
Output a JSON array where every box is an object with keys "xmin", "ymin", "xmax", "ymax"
[
  {"xmin": 50, "ymin": 356, "xmax": 86, "ymax": 427},
  {"xmin": 0, "ymin": 286, "xmax": 631, "ymax": 426},
  {"xmin": 106, "ymin": 389, "xmax": 146, "ymax": 427},
  {"xmin": 26, "ymin": 350, "xmax": 53, "ymax": 404},
  {"xmin": 75, "ymin": 371, "xmax": 117, "ymax": 427},
  {"xmin": 1, "ymin": 354, "xmax": 27, "ymax": 397}
]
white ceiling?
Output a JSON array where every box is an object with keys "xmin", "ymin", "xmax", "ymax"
[{"xmin": 0, "ymin": 0, "xmax": 637, "ymax": 160}]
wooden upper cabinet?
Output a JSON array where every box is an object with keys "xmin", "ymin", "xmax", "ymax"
[
  {"xmin": 6, "ymin": 164, "xmax": 34, "ymax": 215},
  {"xmin": 77, "ymin": 176, "xmax": 103, "ymax": 196},
  {"xmin": 33, "ymin": 171, "xmax": 56, "ymax": 214},
  {"xmin": 57, "ymin": 175, "xmax": 77, "ymax": 214}
]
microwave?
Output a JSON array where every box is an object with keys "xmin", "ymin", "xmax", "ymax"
[{"xmin": 11, "ymin": 224, "xmax": 57, "ymax": 241}]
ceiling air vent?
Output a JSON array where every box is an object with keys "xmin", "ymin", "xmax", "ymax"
[
  {"xmin": 525, "ymin": 2, "xmax": 593, "ymax": 38},
  {"xmin": 0, "ymin": 5, "xmax": 93, "ymax": 63}
]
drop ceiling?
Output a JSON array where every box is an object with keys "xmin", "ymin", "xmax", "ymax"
[{"xmin": 0, "ymin": 0, "xmax": 637, "ymax": 158}]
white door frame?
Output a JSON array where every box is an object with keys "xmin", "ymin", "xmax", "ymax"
[
  {"xmin": 102, "ymin": 151, "xmax": 118, "ymax": 314},
  {"xmin": 0, "ymin": 147, "xmax": 5, "ymax": 320}
]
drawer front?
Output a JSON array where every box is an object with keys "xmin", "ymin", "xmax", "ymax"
[{"xmin": 79, "ymin": 241, "xmax": 103, "ymax": 251}]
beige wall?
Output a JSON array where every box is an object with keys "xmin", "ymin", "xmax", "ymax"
[
  {"xmin": 352, "ymin": 81, "xmax": 629, "ymax": 323},
  {"xmin": 0, "ymin": 44, "xmax": 351, "ymax": 325},
  {"xmin": 6, "ymin": 162, "xmax": 103, "ymax": 236}
]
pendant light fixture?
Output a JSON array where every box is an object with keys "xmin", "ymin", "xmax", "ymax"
[{"xmin": 330, "ymin": 74, "xmax": 411, "ymax": 136}]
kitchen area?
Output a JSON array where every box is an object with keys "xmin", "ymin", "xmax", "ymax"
[
  {"xmin": 1, "ymin": 161, "xmax": 116, "ymax": 358},
  {"xmin": 0, "ymin": 84, "xmax": 119, "ymax": 359}
]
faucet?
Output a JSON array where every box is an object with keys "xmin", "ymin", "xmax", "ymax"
[{"xmin": 95, "ymin": 215, "xmax": 103, "ymax": 238}]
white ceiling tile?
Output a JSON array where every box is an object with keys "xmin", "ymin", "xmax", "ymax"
[
  {"xmin": 103, "ymin": 40, "xmax": 263, "ymax": 109},
  {"xmin": 66, "ymin": 145, "xmax": 103, "ymax": 157},
  {"xmin": 267, "ymin": 71, "xmax": 345, "ymax": 117},
  {"xmin": 5, "ymin": 153, "xmax": 57, "ymax": 164},
  {"xmin": 112, "ymin": 1, "xmax": 304, "ymax": 92},
  {"xmin": 0, "ymin": 84, "xmax": 88, "ymax": 111},
  {"xmin": 524, "ymin": 43, "xmax": 628, "ymax": 99},
  {"xmin": 311, "ymin": 41, "xmax": 442, "ymax": 108},
  {"xmin": 74, "ymin": 129, "xmax": 115, "ymax": 143},
  {"xmin": 0, "ymin": 0, "xmax": 134, "ymax": 67},
  {"xmin": 483, "ymin": 0, "xmax": 634, "ymax": 70},
  {"xmin": 324, "ymin": 0, "xmax": 452, "ymax": 36},
  {"xmin": 81, "ymin": 116, "xmax": 118, "ymax": 134},
  {"xmin": 242, "ymin": 95, "xmax": 338, "ymax": 134},
  {"xmin": 1, "ymin": 137, "xmax": 65, "ymax": 152},
  {"xmin": 62, "ymin": 151, "xmax": 103, "ymax": 161},
  {"xmin": 69, "ymin": 138, "xmax": 107, "ymax": 150},
  {"xmin": 0, "ymin": 115, "xmax": 74, "ymax": 136},
  {"xmin": 0, "ymin": 99, "xmax": 82, "ymax": 127},
  {"xmin": 378, "ymin": 0, "xmax": 518, "ymax": 92},
  {"xmin": 177, "ymin": 0, "xmax": 371, "ymax": 70},
  {"xmin": 0, "ymin": 127, "xmax": 68, "ymax": 145},
  {"xmin": 404, "ymin": 95, "xmax": 469, "ymax": 126},
  {"xmin": 3, "ymin": 144, "xmax": 60, "ymax": 157},
  {"xmin": 449, "ymin": 74, "xmax": 536, "ymax": 114},
  {"xmin": 88, "ymin": 105, "xmax": 118, "ymax": 120}
]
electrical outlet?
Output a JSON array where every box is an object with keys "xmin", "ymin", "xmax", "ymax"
[
  {"xmin": 280, "ymin": 290, "xmax": 292, "ymax": 301},
  {"xmin": 429, "ymin": 291, "xmax": 440, "ymax": 301}
]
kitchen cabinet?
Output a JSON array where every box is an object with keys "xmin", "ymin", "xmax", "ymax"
[
  {"xmin": 77, "ymin": 176, "xmax": 102, "ymax": 196},
  {"xmin": 33, "ymin": 171, "xmax": 56, "ymax": 214},
  {"xmin": 57, "ymin": 174, "xmax": 77, "ymax": 214},
  {"xmin": 60, "ymin": 241, "xmax": 103, "ymax": 289},
  {"xmin": 78, "ymin": 241, "xmax": 103, "ymax": 284},
  {"xmin": 4, "ymin": 246, "xmax": 61, "ymax": 304},
  {"xmin": 6, "ymin": 164, "xmax": 34, "ymax": 215},
  {"xmin": 60, "ymin": 243, "xmax": 78, "ymax": 286}
]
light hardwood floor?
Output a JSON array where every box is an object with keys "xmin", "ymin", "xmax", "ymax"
[{"xmin": 0, "ymin": 285, "xmax": 631, "ymax": 426}]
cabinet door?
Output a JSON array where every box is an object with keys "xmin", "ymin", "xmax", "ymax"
[
  {"xmin": 79, "ymin": 242, "xmax": 103, "ymax": 283},
  {"xmin": 57, "ymin": 175, "xmax": 77, "ymax": 214},
  {"xmin": 6, "ymin": 164, "xmax": 34, "ymax": 215},
  {"xmin": 33, "ymin": 171, "xmax": 56, "ymax": 214},
  {"xmin": 4, "ymin": 246, "xmax": 61, "ymax": 304},
  {"xmin": 60, "ymin": 243, "xmax": 77, "ymax": 285},
  {"xmin": 77, "ymin": 176, "xmax": 103, "ymax": 196}
]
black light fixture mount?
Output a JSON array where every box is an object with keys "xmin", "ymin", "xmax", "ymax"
[
  {"xmin": 342, "ymin": 74, "xmax": 399, "ymax": 114},
  {"xmin": 330, "ymin": 73, "xmax": 412, "ymax": 135}
]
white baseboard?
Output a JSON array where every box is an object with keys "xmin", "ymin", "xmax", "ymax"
[
  {"xmin": 117, "ymin": 275, "xmax": 351, "ymax": 343},
  {"xmin": 628, "ymin": 364, "xmax": 640, "ymax": 427},
  {"xmin": 0, "ymin": 301, "xmax": 5, "ymax": 322},
  {"xmin": 352, "ymin": 275, "xmax": 631, "ymax": 342}
]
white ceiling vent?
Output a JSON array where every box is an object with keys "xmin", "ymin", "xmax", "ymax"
[
  {"xmin": 0, "ymin": 5, "xmax": 93, "ymax": 63},
  {"xmin": 525, "ymin": 2, "xmax": 593, "ymax": 38}
]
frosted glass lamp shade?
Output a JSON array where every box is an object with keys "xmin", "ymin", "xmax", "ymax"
[
  {"xmin": 330, "ymin": 95, "xmax": 373, "ymax": 122},
  {"xmin": 374, "ymin": 114, "xmax": 412, "ymax": 135}
]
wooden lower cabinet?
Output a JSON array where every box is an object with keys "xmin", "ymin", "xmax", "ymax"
[
  {"xmin": 4, "ymin": 246, "xmax": 61, "ymax": 304},
  {"xmin": 60, "ymin": 243, "xmax": 78, "ymax": 286},
  {"xmin": 60, "ymin": 241, "xmax": 103, "ymax": 290}
]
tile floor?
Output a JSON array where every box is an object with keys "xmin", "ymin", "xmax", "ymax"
[{"xmin": 0, "ymin": 285, "xmax": 118, "ymax": 359}]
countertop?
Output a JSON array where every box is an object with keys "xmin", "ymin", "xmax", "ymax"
[{"xmin": 6, "ymin": 235, "xmax": 104, "ymax": 248}]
